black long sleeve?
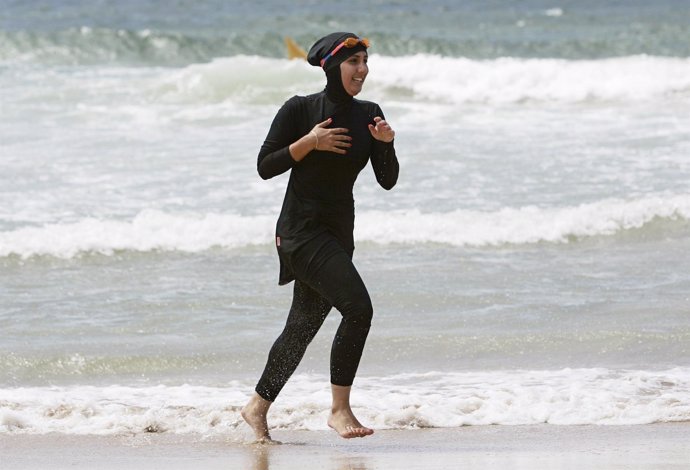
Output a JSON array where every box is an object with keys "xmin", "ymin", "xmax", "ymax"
[
  {"xmin": 257, "ymin": 94, "xmax": 399, "ymax": 193},
  {"xmin": 371, "ymin": 138, "xmax": 399, "ymax": 190},
  {"xmin": 256, "ymin": 91, "xmax": 400, "ymax": 284},
  {"xmin": 257, "ymin": 97, "xmax": 300, "ymax": 180}
]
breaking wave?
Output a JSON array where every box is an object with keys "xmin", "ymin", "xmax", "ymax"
[
  {"xmin": 1, "ymin": 368, "xmax": 689, "ymax": 435},
  {"xmin": 152, "ymin": 54, "xmax": 690, "ymax": 105},
  {"xmin": 1, "ymin": 195, "xmax": 688, "ymax": 258}
]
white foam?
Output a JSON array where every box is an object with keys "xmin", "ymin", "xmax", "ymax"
[
  {"xmin": 1, "ymin": 195, "xmax": 688, "ymax": 258},
  {"xmin": 356, "ymin": 194, "xmax": 690, "ymax": 246},
  {"xmin": 152, "ymin": 54, "xmax": 690, "ymax": 106},
  {"xmin": 0, "ymin": 210, "xmax": 274, "ymax": 258},
  {"xmin": 369, "ymin": 54, "xmax": 690, "ymax": 104},
  {"xmin": 154, "ymin": 55, "xmax": 321, "ymax": 104},
  {"xmin": 545, "ymin": 8, "xmax": 564, "ymax": 17},
  {"xmin": 1, "ymin": 368, "xmax": 689, "ymax": 435}
]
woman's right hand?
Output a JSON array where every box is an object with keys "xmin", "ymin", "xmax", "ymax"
[{"xmin": 310, "ymin": 118, "xmax": 351, "ymax": 155}]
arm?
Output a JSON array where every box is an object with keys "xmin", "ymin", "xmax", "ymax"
[
  {"xmin": 288, "ymin": 118, "xmax": 351, "ymax": 161},
  {"xmin": 257, "ymin": 98, "xmax": 352, "ymax": 179},
  {"xmin": 369, "ymin": 111, "xmax": 399, "ymax": 190},
  {"xmin": 257, "ymin": 97, "xmax": 302, "ymax": 180}
]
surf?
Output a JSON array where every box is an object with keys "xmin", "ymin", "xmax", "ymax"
[
  {"xmin": 2, "ymin": 195, "xmax": 689, "ymax": 259},
  {"xmin": 2, "ymin": 368, "xmax": 689, "ymax": 435},
  {"xmin": 150, "ymin": 54, "xmax": 690, "ymax": 106}
]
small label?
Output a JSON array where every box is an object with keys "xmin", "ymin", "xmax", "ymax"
[{"xmin": 276, "ymin": 236, "xmax": 281, "ymax": 247}]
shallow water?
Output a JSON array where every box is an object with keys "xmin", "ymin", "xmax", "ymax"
[{"xmin": 1, "ymin": 0, "xmax": 689, "ymax": 434}]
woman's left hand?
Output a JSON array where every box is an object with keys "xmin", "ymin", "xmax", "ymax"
[{"xmin": 368, "ymin": 116, "xmax": 395, "ymax": 143}]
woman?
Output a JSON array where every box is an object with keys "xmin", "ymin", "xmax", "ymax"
[{"xmin": 241, "ymin": 32, "xmax": 399, "ymax": 442}]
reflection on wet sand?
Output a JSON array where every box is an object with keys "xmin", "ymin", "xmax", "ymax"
[
  {"xmin": 246, "ymin": 442, "xmax": 372, "ymax": 470},
  {"xmin": 250, "ymin": 445, "xmax": 269, "ymax": 470}
]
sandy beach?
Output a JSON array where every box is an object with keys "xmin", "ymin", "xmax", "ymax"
[{"xmin": 2, "ymin": 423, "xmax": 689, "ymax": 470}]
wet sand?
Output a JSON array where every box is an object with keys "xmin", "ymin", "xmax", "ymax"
[{"xmin": 1, "ymin": 423, "xmax": 689, "ymax": 469}]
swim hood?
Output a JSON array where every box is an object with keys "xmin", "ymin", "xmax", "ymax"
[
  {"xmin": 307, "ymin": 32, "xmax": 368, "ymax": 102},
  {"xmin": 307, "ymin": 32, "xmax": 368, "ymax": 71}
]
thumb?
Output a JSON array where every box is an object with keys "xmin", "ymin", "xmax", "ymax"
[
  {"xmin": 368, "ymin": 123, "xmax": 378, "ymax": 136},
  {"xmin": 316, "ymin": 117, "xmax": 332, "ymax": 128}
]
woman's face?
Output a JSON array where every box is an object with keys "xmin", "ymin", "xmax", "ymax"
[{"xmin": 340, "ymin": 51, "xmax": 369, "ymax": 96}]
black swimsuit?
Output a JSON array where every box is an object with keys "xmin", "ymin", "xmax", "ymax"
[
  {"xmin": 254, "ymin": 90, "xmax": 399, "ymax": 401},
  {"xmin": 258, "ymin": 91, "xmax": 398, "ymax": 284}
]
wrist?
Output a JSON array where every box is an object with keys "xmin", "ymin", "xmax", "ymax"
[{"xmin": 309, "ymin": 130, "xmax": 319, "ymax": 150}]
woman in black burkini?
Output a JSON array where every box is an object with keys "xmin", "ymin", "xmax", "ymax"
[{"xmin": 241, "ymin": 32, "xmax": 399, "ymax": 442}]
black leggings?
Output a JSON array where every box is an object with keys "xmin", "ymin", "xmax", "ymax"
[{"xmin": 255, "ymin": 235, "xmax": 373, "ymax": 402}]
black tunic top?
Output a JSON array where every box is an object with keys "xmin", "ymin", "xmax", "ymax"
[{"xmin": 257, "ymin": 91, "xmax": 399, "ymax": 285}]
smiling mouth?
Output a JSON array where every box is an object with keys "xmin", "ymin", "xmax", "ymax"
[{"xmin": 353, "ymin": 77, "xmax": 364, "ymax": 83}]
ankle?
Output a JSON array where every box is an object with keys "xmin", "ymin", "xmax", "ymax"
[
  {"xmin": 330, "ymin": 384, "xmax": 353, "ymax": 412},
  {"xmin": 331, "ymin": 404, "xmax": 352, "ymax": 414},
  {"xmin": 246, "ymin": 393, "xmax": 272, "ymax": 413}
]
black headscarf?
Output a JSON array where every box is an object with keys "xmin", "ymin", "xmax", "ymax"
[{"xmin": 307, "ymin": 32, "xmax": 368, "ymax": 104}]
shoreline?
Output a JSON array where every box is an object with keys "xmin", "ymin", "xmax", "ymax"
[{"xmin": 1, "ymin": 423, "xmax": 689, "ymax": 469}]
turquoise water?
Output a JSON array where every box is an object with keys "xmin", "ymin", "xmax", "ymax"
[{"xmin": 2, "ymin": 0, "xmax": 690, "ymax": 62}]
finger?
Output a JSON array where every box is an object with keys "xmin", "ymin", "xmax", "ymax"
[
  {"xmin": 328, "ymin": 127, "xmax": 349, "ymax": 135},
  {"xmin": 373, "ymin": 116, "xmax": 383, "ymax": 123},
  {"xmin": 331, "ymin": 147, "xmax": 347, "ymax": 155},
  {"xmin": 316, "ymin": 118, "xmax": 333, "ymax": 128}
]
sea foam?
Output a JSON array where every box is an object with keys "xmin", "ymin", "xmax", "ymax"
[
  {"xmin": 370, "ymin": 54, "xmax": 690, "ymax": 104},
  {"xmin": 1, "ymin": 368, "xmax": 688, "ymax": 435},
  {"xmin": 155, "ymin": 54, "xmax": 690, "ymax": 106},
  {"xmin": 1, "ymin": 195, "xmax": 688, "ymax": 258}
]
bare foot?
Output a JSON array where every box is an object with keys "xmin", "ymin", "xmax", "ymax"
[
  {"xmin": 241, "ymin": 394, "xmax": 281, "ymax": 444},
  {"xmin": 252, "ymin": 436, "xmax": 282, "ymax": 445},
  {"xmin": 328, "ymin": 407, "xmax": 374, "ymax": 439}
]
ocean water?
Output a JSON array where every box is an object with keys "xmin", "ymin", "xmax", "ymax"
[{"xmin": 1, "ymin": 0, "xmax": 690, "ymax": 435}]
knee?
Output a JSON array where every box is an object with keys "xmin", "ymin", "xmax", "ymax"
[
  {"xmin": 283, "ymin": 319, "xmax": 320, "ymax": 345},
  {"xmin": 342, "ymin": 296, "xmax": 373, "ymax": 327}
]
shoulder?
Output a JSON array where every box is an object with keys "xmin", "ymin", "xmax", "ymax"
[
  {"xmin": 352, "ymin": 98, "xmax": 385, "ymax": 118},
  {"xmin": 280, "ymin": 92, "xmax": 325, "ymax": 110},
  {"xmin": 274, "ymin": 95, "xmax": 310, "ymax": 121},
  {"xmin": 353, "ymin": 98, "xmax": 383, "ymax": 113},
  {"xmin": 281, "ymin": 95, "xmax": 305, "ymax": 109},
  {"xmin": 352, "ymin": 97, "xmax": 380, "ymax": 109}
]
